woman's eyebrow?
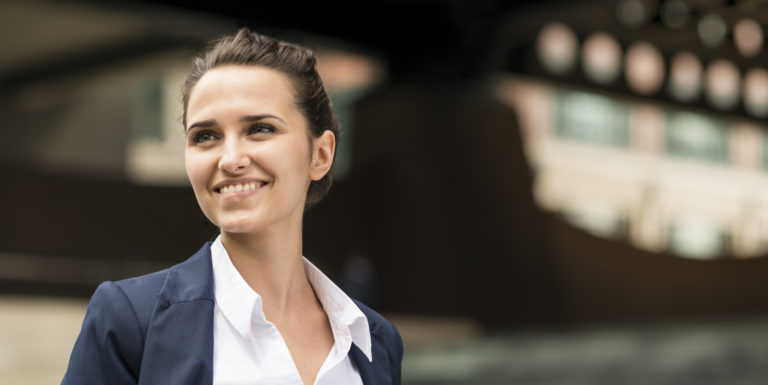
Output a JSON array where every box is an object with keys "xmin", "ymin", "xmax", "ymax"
[
  {"xmin": 242, "ymin": 114, "xmax": 286, "ymax": 124},
  {"xmin": 186, "ymin": 120, "xmax": 216, "ymax": 132}
]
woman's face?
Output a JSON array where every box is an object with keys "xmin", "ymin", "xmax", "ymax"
[{"xmin": 184, "ymin": 65, "xmax": 335, "ymax": 235}]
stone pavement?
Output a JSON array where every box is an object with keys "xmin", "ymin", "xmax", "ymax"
[
  {"xmin": 0, "ymin": 296, "xmax": 86, "ymax": 385},
  {"xmin": 402, "ymin": 318, "xmax": 768, "ymax": 385}
]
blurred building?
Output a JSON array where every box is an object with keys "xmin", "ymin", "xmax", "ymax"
[
  {"xmin": 7, "ymin": 1, "xmax": 768, "ymax": 384},
  {"xmin": 496, "ymin": 1, "xmax": 768, "ymax": 261},
  {"xmin": 3, "ymin": 0, "xmax": 768, "ymax": 326}
]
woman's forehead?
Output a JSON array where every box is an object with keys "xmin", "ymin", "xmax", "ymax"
[{"xmin": 187, "ymin": 65, "xmax": 299, "ymax": 122}]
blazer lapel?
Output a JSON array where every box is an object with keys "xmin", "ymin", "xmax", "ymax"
[
  {"xmin": 349, "ymin": 336, "xmax": 396, "ymax": 385},
  {"xmin": 350, "ymin": 344, "xmax": 378, "ymax": 385},
  {"xmin": 138, "ymin": 243, "xmax": 216, "ymax": 385}
]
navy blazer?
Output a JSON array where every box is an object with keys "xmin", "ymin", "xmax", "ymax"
[{"xmin": 61, "ymin": 243, "xmax": 403, "ymax": 385}]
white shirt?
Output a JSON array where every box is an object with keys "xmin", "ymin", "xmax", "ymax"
[{"xmin": 210, "ymin": 236, "xmax": 372, "ymax": 385}]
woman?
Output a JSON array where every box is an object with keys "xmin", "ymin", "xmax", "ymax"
[{"xmin": 61, "ymin": 29, "xmax": 403, "ymax": 385}]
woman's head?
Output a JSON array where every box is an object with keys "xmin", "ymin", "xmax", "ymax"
[{"xmin": 182, "ymin": 28, "xmax": 339, "ymax": 207}]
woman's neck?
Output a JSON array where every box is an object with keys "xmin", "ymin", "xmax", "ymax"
[{"xmin": 220, "ymin": 221, "xmax": 317, "ymax": 318}]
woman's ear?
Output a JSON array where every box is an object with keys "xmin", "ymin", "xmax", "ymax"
[{"xmin": 309, "ymin": 130, "xmax": 336, "ymax": 181}]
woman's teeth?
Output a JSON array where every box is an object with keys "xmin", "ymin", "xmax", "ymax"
[{"xmin": 220, "ymin": 182, "xmax": 260, "ymax": 193}]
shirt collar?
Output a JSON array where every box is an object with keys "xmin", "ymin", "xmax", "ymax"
[
  {"xmin": 304, "ymin": 257, "xmax": 372, "ymax": 362},
  {"xmin": 210, "ymin": 235, "xmax": 372, "ymax": 362},
  {"xmin": 210, "ymin": 235, "xmax": 259, "ymax": 338}
]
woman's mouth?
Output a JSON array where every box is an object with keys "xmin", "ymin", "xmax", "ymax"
[{"xmin": 215, "ymin": 181, "xmax": 267, "ymax": 194}]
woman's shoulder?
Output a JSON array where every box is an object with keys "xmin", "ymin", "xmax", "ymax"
[
  {"xmin": 353, "ymin": 300, "xmax": 399, "ymax": 335},
  {"xmin": 112, "ymin": 267, "xmax": 172, "ymax": 301},
  {"xmin": 63, "ymin": 269, "xmax": 173, "ymax": 384},
  {"xmin": 111, "ymin": 267, "xmax": 173, "ymax": 317},
  {"xmin": 82, "ymin": 266, "xmax": 173, "ymax": 342},
  {"xmin": 62, "ymin": 247, "xmax": 211, "ymax": 385},
  {"xmin": 91, "ymin": 242, "xmax": 214, "ymax": 330},
  {"xmin": 109, "ymin": 242, "xmax": 215, "ymax": 314}
]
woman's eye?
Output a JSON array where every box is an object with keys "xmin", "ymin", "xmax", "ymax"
[
  {"xmin": 248, "ymin": 123, "xmax": 276, "ymax": 135},
  {"xmin": 192, "ymin": 131, "xmax": 216, "ymax": 144}
]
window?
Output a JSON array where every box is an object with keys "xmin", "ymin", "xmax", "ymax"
[
  {"xmin": 562, "ymin": 200, "xmax": 627, "ymax": 239},
  {"xmin": 132, "ymin": 77, "xmax": 164, "ymax": 141},
  {"xmin": 328, "ymin": 88, "xmax": 369, "ymax": 180},
  {"xmin": 666, "ymin": 112, "xmax": 728, "ymax": 163},
  {"xmin": 668, "ymin": 217, "xmax": 728, "ymax": 259},
  {"xmin": 556, "ymin": 91, "xmax": 629, "ymax": 146}
]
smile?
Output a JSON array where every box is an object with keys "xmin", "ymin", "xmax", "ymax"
[{"xmin": 214, "ymin": 181, "xmax": 268, "ymax": 194}]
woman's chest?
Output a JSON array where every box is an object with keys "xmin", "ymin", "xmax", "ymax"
[{"xmin": 211, "ymin": 306, "xmax": 364, "ymax": 385}]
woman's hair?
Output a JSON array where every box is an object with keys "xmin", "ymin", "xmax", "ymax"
[{"xmin": 182, "ymin": 28, "xmax": 340, "ymax": 207}]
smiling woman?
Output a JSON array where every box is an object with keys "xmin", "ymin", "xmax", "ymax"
[
  {"xmin": 184, "ymin": 65, "xmax": 334, "ymax": 237},
  {"xmin": 61, "ymin": 29, "xmax": 403, "ymax": 385}
]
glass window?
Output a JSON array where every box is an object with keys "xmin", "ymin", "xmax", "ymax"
[
  {"xmin": 761, "ymin": 128, "xmax": 768, "ymax": 170},
  {"xmin": 668, "ymin": 218, "xmax": 728, "ymax": 259},
  {"xmin": 132, "ymin": 77, "xmax": 164, "ymax": 141},
  {"xmin": 562, "ymin": 201, "xmax": 627, "ymax": 239},
  {"xmin": 666, "ymin": 112, "xmax": 728, "ymax": 163},
  {"xmin": 556, "ymin": 91, "xmax": 629, "ymax": 146},
  {"xmin": 328, "ymin": 88, "xmax": 369, "ymax": 180}
]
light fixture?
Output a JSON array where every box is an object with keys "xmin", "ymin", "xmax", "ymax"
[
  {"xmin": 668, "ymin": 51, "xmax": 702, "ymax": 102},
  {"xmin": 625, "ymin": 42, "xmax": 665, "ymax": 94},
  {"xmin": 734, "ymin": 18, "xmax": 763, "ymax": 58},
  {"xmin": 744, "ymin": 68, "xmax": 768, "ymax": 118},
  {"xmin": 536, "ymin": 22, "xmax": 579, "ymax": 75},
  {"xmin": 582, "ymin": 32, "xmax": 622, "ymax": 84},
  {"xmin": 705, "ymin": 59, "xmax": 741, "ymax": 110},
  {"xmin": 661, "ymin": 0, "xmax": 689, "ymax": 29},
  {"xmin": 698, "ymin": 13, "xmax": 727, "ymax": 48},
  {"xmin": 615, "ymin": 0, "xmax": 648, "ymax": 28},
  {"xmin": 669, "ymin": 216, "xmax": 723, "ymax": 260}
]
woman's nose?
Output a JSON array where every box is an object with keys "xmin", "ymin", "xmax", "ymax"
[{"xmin": 219, "ymin": 139, "xmax": 250, "ymax": 173}]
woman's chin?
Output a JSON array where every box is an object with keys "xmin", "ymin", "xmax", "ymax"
[
  {"xmin": 212, "ymin": 216, "xmax": 263, "ymax": 235},
  {"xmin": 219, "ymin": 224, "xmax": 260, "ymax": 235}
]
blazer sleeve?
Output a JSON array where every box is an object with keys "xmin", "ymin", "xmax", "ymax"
[
  {"xmin": 61, "ymin": 281, "xmax": 144, "ymax": 385},
  {"xmin": 395, "ymin": 329, "xmax": 404, "ymax": 385},
  {"xmin": 387, "ymin": 322, "xmax": 404, "ymax": 385}
]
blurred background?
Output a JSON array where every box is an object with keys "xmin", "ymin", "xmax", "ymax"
[{"xmin": 3, "ymin": 0, "xmax": 768, "ymax": 383}]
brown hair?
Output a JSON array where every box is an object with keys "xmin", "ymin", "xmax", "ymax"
[{"xmin": 182, "ymin": 28, "xmax": 340, "ymax": 207}]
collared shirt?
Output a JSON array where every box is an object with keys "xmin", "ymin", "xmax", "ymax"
[{"xmin": 210, "ymin": 235, "xmax": 371, "ymax": 385}]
